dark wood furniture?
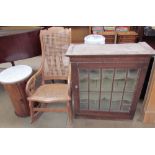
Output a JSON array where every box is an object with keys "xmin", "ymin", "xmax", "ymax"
[
  {"xmin": 0, "ymin": 27, "xmax": 42, "ymax": 65},
  {"xmin": 66, "ymin": 43, "xmax": 155, "ymax": 120},
  {"xmin": 137, "ymin": 26, "xmax": 155, "ymax": 49}
]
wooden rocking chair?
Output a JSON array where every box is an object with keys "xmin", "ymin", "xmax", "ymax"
[{"xmin": 26, "ymin": 27, "xmax": 72, "ymax": 124}]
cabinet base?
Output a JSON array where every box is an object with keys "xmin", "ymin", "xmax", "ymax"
[{"xmin": 74, "ymin": 112, "xmax": 133, "ymax": 120}]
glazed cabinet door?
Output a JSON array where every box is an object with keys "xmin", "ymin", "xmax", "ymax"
[{"xmin": 72, "ymin": 62, "xmax": 148, "ymax": 119}]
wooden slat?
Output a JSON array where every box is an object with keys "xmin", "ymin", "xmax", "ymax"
[
  {"xmin": 33, "ymin": 108, "xmax": 67, "ymax": 112},
  {"xmin": 70, "ymin": 56, "xmax": 150, "ymax": 64},
  {"xmin": 98, "ymin": 68, "xmax": 102, "ymax": 110},
  {"xmin": 109, "ymin": 69, "xmax": 115, "ymax": 112},
  {"xmin": 88, "ymin": 69, "xmax": 90, "ymax": 110},
  {"xmin": 119, "ymin": 69, "xmax": 129, "ymax": 111}
]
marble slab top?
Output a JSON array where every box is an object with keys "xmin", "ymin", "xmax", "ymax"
[
  {"xmin": 0, "ymin": 65, "xmax": 32, "ymax": 84},
  {"xmin": 66, "ymin": 42, "xmax": 155, "ymax": 56}
]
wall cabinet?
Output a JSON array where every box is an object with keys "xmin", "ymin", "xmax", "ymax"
[{"xmin": 66, "ymin": 43, "xmax": 155, "ymax": 119}]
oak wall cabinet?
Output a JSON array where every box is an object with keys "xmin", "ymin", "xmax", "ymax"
[{"xmin": 66, "ymin": 42, "xmax": 155, "ymax": 119}]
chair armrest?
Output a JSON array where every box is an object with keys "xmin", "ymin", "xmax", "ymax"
[{"xmin": 26, "ymin": 67, "xmax": 42, "ymax": 97}]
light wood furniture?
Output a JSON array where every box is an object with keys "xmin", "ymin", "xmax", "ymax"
[
  {"xmin": 117, "ymin": 31, "xmax": 138, "ymax": 43},
  {"xmin": 102, "ymin": 31, "xmax": 117, "ymax": 44},
  {"xmin": 89, "ymin": 26, "xmax": 115, "ymax": 43},
  {"xmin": 45, "ymin": 27, "xmax": 138, "ymax": 44},
  {"xmin": 71, "ymin": 26, "xmax": 90, "ymax": 43},
  {"xmin": 26, "ymin": 27, "xmax": 72, "ymax": 123},
  {"xmin": 143, "ymin": 57, "xmax": 155, "ymax": 123},
  {"xmin": 66, "ymin": 42, "xmax": 155, "ymax": 120},
  {"xmin": 0, "ymin": 65, "xmax": 32, "ymax": 117},
  {"xmin": 89, "ymin": 27, "xmax": 138, "ymax": 44}
]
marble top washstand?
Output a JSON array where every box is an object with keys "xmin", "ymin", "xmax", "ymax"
[{"xmin": 0, "ymin": 65, "xmax": 32, "ymax": 84}]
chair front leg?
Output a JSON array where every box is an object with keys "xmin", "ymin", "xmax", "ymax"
[
  {"xmin": 30, "ymin": 101, "xmax": 47, "ymax": 124},
  {"xmin": 29, "ymin": 101, "xmax": 34, "ymax": 123}
]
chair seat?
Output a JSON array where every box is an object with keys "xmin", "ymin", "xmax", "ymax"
[{"xmin": 28, "ymin": 84, "xmax": 69, "ymax": 103}]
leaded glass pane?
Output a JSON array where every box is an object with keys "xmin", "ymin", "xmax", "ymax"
[
  {"xmin": 110, "ymin": 92, "xmax": 122, "ymax": 112},
  {"xmin": 79, "ymin": 69, "xmax": 88, "ymax": 91},
  {"xmin": 100, "ymin": 92, "xmax": 111, "ymax": 111},
  {"xmin": 80, "ymin": 92, "xmax": 88, "ymax": 110},
  {"xmin": 89, "ymin": 92, "xmax": 99, "ymax": 111},
  {"xmin": 89, "ymin": 69, "xmax": 100, "ymax": 91},
  {"xmin": 102, "ymin": 69, "xmax": 114, "ymax": 91}
]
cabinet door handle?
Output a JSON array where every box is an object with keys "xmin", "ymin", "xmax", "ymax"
[{"xmin": 75, "ymin": 85, "xmax": 78, "ymax": 89}]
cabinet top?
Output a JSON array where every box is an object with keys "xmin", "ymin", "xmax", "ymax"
[{"xmin": 66, "ymin": 42, "xmax": 155, "ymax": 56}]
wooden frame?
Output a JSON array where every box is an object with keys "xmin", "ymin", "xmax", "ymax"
[
  {"xmin": 70, "ymin": 55, "xmax": 150, "ymax": 119},
  {"xmin": 26, "ymin": 27, "xmax": 73, "ymax": 124}
]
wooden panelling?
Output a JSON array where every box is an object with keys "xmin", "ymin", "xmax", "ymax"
[
  {"xmin": 102, "ymin": 31, "xmax": 116, "ymax": 44},
  {"xmin": 143, "ymin": 58, "xmax": 155, "ymax": 123},
  {"xmin": 70, "ymin": 26, "xmax": 90, "ymax": 43},
  {"xmin": 117, "ymin": 31, "xmax": 138, "ymax": 43},
  {"xmin": 3, "ymin": 81, "xmax": 30, "ymax": 117}
]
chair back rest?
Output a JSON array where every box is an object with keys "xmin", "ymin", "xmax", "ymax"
[{"xmin": 40, "ymin": 27, "xmax": 71, "ymax": 81}]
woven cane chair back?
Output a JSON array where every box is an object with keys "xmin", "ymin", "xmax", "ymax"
[{"xmin": 40, "ymin": 27, "xmax": 71, "ymax": 81}]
